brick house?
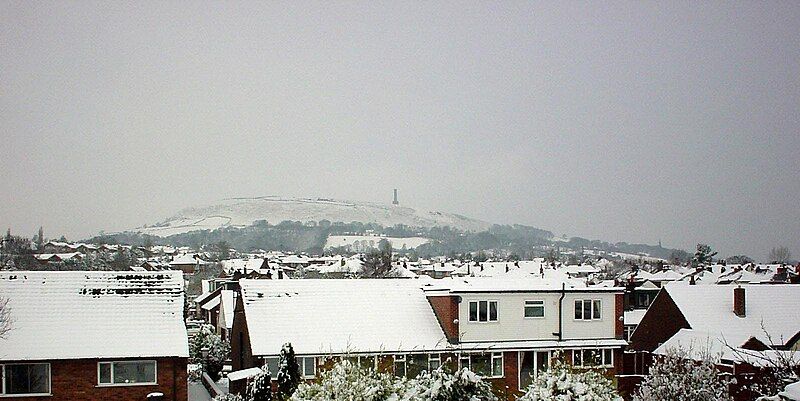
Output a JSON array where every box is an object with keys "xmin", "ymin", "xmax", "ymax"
[
  {"xmin": 229, "ymin": 275, "xmax": 625, "ymax": 399},
  {"xmin": 624, "ymin": 283, "xmax": 800, "ymax": 400},
  {"xmin": 0, "ymin": 271, "xmax": 189, "ymax": 401},
  {"xmin": 169, "ymin": 254, "xmax": 206, "ymax": 274}
]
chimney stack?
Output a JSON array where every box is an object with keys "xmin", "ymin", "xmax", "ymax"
[{"xmin": 734, "ymin": 286, "xmax": 746, "ymax": 317}]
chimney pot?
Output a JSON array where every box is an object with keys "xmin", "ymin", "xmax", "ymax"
[{"xmin": 734, "ymin": 286, "xmax": 746, "ymax": 317}]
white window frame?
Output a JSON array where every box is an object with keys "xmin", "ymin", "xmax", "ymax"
[
  {"xmin": 428, "ymin": 354, "xmax": 441, "ymax": 371},
  {"xmin": 393, "ymin": 354, "xmax": 407, "ymax": 376},
  {"xmin": 491, "ymin": 352, "xmax": 504, "ymax": 378},
  {"xmin": 97, "ymin": 360, "xmax": 158, "ymax": 387},
  {"xmin": 1, "ymin": 363, "xmax": 52, "ymax": 396},
  {"xmin": 300, "ymin": 357, "xmax": 316, "ymax": 379},
  {"xmin": 524, "ymin": 300, "xmax": 545, "ymax": 319},
  {"xmin": 468, "ymin": 300, "xmax": 499, "ymax": 323},
  {"xmin": 624, "ymin": 325, "xmax": 636, "ymax": 341},
  {"xmin": 573, "ymin": 299, "xmax": 602, "ymax": 321},
  {"xmin": 571, "ymin": 349, "xmax": 613, "ymax": 368}
]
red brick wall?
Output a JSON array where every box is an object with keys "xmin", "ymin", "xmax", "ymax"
[
  {"xmin": 499, "ymin": 351, "xmax": 519, "ymax": 400},
  {"xmin": 427, "ymin": 295, "xmax": 460, "ymax": 343},
  {"xmin": 628, "ymin": 290, "xmax": 689, "ymax": 352},
  {"xmin": 230, "ymin": 293, "xmax": 255, "ymax": 395},
  {"xmin": 615, "ymin": 293, "xmax": 624, "ymax": 339},
  {"xmin": 0, "ymin": 357, "xmax": 187, "ymax": 401}
]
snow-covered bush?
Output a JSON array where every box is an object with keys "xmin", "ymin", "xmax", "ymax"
[
  {"xmin": 518, "ymin": 358, "xmax": 621, "ymax": 401},
  {"xmin": 213, "ymin": 394, "xmax": 244, "ymax": 401},
  {"xmin": 247, "ymin": 367, "xmax": 272, "ymax": 401},
  {"xmin": 633, "ymin": 348, "xmax": 731, "ymax": 401},
  {"xmin": 406, "ymin": 367, "xmax": 498, "ymax": 401},
  {"xmin": 291, "ymin": 359, "xmax": 498, "ymax": 401},
  {"xmin": 277, "ymin": 343, "xmax": 301, "ymax": 401},
  {"xmin": 291, "ymin": 359, "xmax": 405, "ymax": 401},
  {"xmin": 189, "ymin": 324, "xmax": 231, "ymax": 381}
]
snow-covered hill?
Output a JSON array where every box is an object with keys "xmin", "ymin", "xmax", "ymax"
[{"xmin": 134, "ymin": 196, "xmax": 492, "ymax": 237}]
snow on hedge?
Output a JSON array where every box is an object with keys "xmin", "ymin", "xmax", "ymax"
[
  {"xmin": 518, "ymin": 358, "xmax": 621, "ymax": 401},
  {"xmin": 290, "ymin": 359, "xmax": 497, "ymax": 401},
  {"xmin": 633, "ymin": 347, "xmax": 731, "ymax": 401}
]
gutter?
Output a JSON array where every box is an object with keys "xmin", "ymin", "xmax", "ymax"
[{"xmin": 553, "ymin": 283, "xmax": 566, "ymax": 341}]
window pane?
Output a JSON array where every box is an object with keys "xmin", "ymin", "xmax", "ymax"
[
  {"xmin": 525, "ymin": 301, "xmax": 544, "ymax": 318},
  {"xmin": 536, "ymin": 351, "xmax": 549, "ymax": 372},
  {"xmin": 359, "ymin": 356, "xmax": 375, "ymax": 370},
  {"xmin": 393, "ymin": 356, "xmax": 406, "ymax": 377},
  {"xmin": 471, "ymin": 354, "xmax": 491, "ymax": 376},
  {"xmin": 267, "ymin": 358, "xmax": 280, "ymax": 376},
  {"xmin": 583, "ymin": 301, "xmax": 592, "ymax": 320},
  {"xmin": 302, "ymin": 357, "xmax": 315, "ymax": 377},
  {"xmin": 5, "ymin": 364, "xmax": 49, "ymax": 394},
  {"xmin": 585, "ymin": 349, "xmax": 599, "ymax": 366},
  {"xmin": 408, "ymin": 355, "xmax": 427, "ymax": 378},
  {"xmin": 593, "ymin": 300, "xmax": 601, "ymax": 319},
  {"xmin": 459, "ymin": 355, "xmax": 470, "ymax": 370},
  {"xmin": 479, "ymin": 301, "xmax": 488, "ymax": 322},
  {"xmin": 572, "ymin": 350, "xmax": 582, "ymax": 366},
  {"xmin": 491, "ymin": 354, "xmax": 503, "ymax": 377},
  {"xmin": 603, "ymin": 349, "xmax": 613, "ymax": 366},
  {"xmin": 113, "ymin": 361, "xmax": 155, "ymax": 384},
  {"xmin": 519, "ymin": 352, "xmax": 534, "ymax": 390},
  {"xmin": 489, "ymin": 301, "xmax": 498, "ymax": 321},
  {"xmin": 429, "ymin": 355, "xmax": 441, "ymax": 370},
  {"xmin": 574, "ymin": 300, "xmax": 582, "ymax": 319},
  {"xmin": 99, "ymin": 363, "xmax": 111, "ymax": 384},
  {"xmin": 469, "ymin": 302, "xmax": 478, "ymax": 321}
]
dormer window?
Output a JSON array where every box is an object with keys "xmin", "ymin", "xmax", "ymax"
[{"xmin": 468, "ymin": 300, "xmax": 498, "ymax": 322}]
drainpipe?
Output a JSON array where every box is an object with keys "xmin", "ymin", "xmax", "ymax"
[{"xmin": 552, "ymin": 283, "xmax": 565, "ymax": 341}]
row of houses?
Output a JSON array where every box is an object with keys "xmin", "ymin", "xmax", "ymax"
[
  {"xmin": 2, "ymin": 261, "xmax": 798, "ymax": 400},
  {"xmin": 225, "ymin": 274, "xmax": 628, "ymax": 398}
]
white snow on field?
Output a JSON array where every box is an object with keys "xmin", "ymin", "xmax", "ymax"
[
  {"xmin": 133, "ymin": 196, "xmax": 491, "ymax": 237},
  {"xmin": 325, "ymin": 235, "xmax": 430, "ymax": 250}
]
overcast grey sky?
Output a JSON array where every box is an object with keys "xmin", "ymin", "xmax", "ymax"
[{"xmin": 2, "ymin": 1, "xmax": 799, "ymax": 260}]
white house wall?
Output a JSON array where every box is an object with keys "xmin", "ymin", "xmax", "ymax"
[{"xmin": 457, "ymin": 292, "xmax": 617, "ymax": 343}]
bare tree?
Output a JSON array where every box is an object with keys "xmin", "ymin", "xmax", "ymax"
[
  {"xmin": 0, "ymin": 296, "xmax": 12, "ymax": 339},
  {"xmin": 768, "ymin": 246, "xmax": 791, "ymax": 264},
  {"xmin": 723, "ymin": 323, "xmax": 800, "ymax": 400}
]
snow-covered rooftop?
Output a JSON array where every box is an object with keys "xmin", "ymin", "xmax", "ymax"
[
  {"xmin": 664, "ymin": 283, "xmax": 800, "ymax": 347},
  {"xmin": 221, "ymin": 290, "xmax": 235, "ymax": 330},
  {"xmin": 624, "ymin": 309, "xmax": 647, "ymax": 326},
  {"xmin": 0, "ymin": 271, "xmax": 188, "ymax": 361},
  {"xmin": 422, "ymin": 275, "xmax": 621, "ymax": 293},
  {"xmin": 654, "ymin": 328, "xmax": 800, "ymax": 367},
  {"xmin": 780, "ymin": 381, "xmax": 800, "ymax": 401},
  {"xmin": 239, "ymin": 279, "xmax": 449, "ymax": 356}
]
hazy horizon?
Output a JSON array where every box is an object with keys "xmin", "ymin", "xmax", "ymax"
[{"xmin": 2, "ymin": 2, "xmax": 799, "ymax": 260}]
